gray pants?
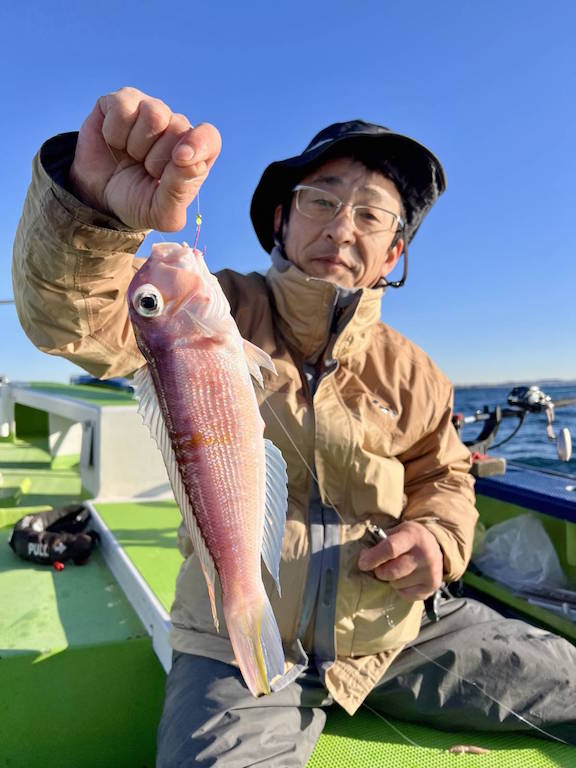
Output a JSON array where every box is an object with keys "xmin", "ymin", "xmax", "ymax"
[{"xmin": 156, "ymin": 598, "xmax": 576, "ymax": 767}]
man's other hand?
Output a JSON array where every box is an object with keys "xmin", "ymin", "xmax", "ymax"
[
  {"xmin": 358, "ymin": 521, "xmax": 444, "ymax": 600},
  {"xmin": 69, "ymin": 87, "xmax": 222, "ymax": 231}
]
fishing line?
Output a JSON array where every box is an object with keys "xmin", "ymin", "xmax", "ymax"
[
  {"xmin": 405, "ymin": 643, "xmax": 570, "ymax": 745},
  {"xmin": 362, "ymin": 704, "xmax": 424, "ymax": 749},
  {"xmin": 193, "ymin": 192, "xmax": 203, "ymax": 251},
  {"xmin": 102, "ymin": 134, "xmax": 203, "ymax": 249},
  {"xmin": 358, "ymin": 626, "xmax": 571, "ymax": 748},
  {"xmin": 362, "ymin": 704, "xmax": 423, "ymax": 748},
  {"xmin": 260, "ymin": 398, "xmax": 344, "ymax": 524},
  {"xmin": 101, "ymin": 120, "xmax": 568, "ymax": 752},
  {"xmin": 260, "ymin": 356, "xmax": 568, "ymax": 747}
]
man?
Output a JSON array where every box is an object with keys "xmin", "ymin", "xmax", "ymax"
[{"xmin": 13, "ymin": 88, "xmax": 576, "ymax": 765}]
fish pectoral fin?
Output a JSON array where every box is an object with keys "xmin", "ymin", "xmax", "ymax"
[
  {"xmin": 242, "ymin": 340, "xmax": 277, "ymax": 388},
  {"xmin": 199, "ymin": 564, "xmax": 220, "ymax": 632},
  {"xmin": 180, "ymin": 266, "xmax": 233, "ymax": 338},
  {"xmin": 181, "ymin": 306, "xmax": 219, "ymax": 338},
  {"xmin": 262, "ymin": 439, "xmax": 288, "ymax": 597}
]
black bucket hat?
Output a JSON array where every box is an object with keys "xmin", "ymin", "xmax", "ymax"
[{"xmin": 250, "ymin": 119, "xmax": 446, "ymax": 254}]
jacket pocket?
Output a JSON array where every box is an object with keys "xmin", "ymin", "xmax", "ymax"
[{"xmin": 343, "ymin": 572, "xmax": 422, "ymax": 655}]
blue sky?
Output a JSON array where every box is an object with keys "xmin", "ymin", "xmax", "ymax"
[{"xmin": 1, "ymin": 1, "xmax": 575, "ymax": 386}]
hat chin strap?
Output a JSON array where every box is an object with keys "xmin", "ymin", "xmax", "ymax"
[{"xmin": 378, "ymin": 246, "xmax": 408, "ymax": 289}]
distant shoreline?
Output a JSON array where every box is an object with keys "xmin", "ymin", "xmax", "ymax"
[{"xmin": 454, "ymin": 379, "xmax": 576, "ymax": 389}]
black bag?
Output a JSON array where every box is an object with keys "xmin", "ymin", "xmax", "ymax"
[{"xmin": 8, "ymin": 503, "xmax": 100, "ymax": 565}]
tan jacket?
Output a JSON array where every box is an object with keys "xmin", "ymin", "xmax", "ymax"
[{"xmin": 13, "ymin": 134, "xmax": 477, "ymax": 714}]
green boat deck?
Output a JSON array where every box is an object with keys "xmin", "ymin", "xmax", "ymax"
[
  {"xmin": 1, "ymin": 427, "xmax": 575, "ymax": 766},
  {"xmin": 0, "ymin": 440, "xmax": 165, "ymax": 768},
  {"xmin": 94, "ymin": 500, "xmax": 576, "ymax": 768}
]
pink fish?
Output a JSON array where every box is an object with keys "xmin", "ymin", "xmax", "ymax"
[{"xmin": 127, "ymin": 242, "xmax": 287, "ymax": 696}]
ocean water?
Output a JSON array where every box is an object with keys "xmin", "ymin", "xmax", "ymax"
[{"xmin": 454, "ymin": 383, "xmax": 576, "ymax": 479}]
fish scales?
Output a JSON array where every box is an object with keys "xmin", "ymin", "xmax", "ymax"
[
  {"xmin": 127, "ymin": 242, "xmax": 287, "ymax": 696},
  {"xmin": 155, "ymin": 347, "xmax": 266, "ymax": 589}
]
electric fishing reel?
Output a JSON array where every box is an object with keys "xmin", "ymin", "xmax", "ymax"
[
  {"xmin": 8, "ymin": 503, "xmax": 100, "ymax": 566},
  {"xmin": 452, "ymin": 385, "xmax": 575, "ymax": 476}
]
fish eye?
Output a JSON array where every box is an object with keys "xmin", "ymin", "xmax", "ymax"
[{"xmin": 132, "ymin": 284, "xmax": 164, "ymax": 317}]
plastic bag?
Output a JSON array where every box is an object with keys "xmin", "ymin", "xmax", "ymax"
[{"xmin": 472, "ymin": 514, "xmax": 566, "ymax": 591}]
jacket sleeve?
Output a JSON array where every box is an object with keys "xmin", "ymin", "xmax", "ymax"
[
  {"xmin": 399, "ymin": 386, "xmax": 477, "ymax": 583},
  {"xmin": 12, "ymin": 132, "xmax": 148, "ymax": 379}
]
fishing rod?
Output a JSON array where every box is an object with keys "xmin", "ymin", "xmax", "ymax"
[{"xmin": 453, "ymin": 384, "xmax": 576, "ymax": 462}]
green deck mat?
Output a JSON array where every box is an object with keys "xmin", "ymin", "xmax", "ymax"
[
  {"xmin": 0, "ymin": 437, "xmax": 86, "ymax": 527},
  {"xmin": 95, "ymin": 499, "xmax": 576, "ymax": 767},
  {"xmin": 95, "ymin": 500, "xmax": 183, "ymax": 612},
  {"xmin": 25, "ymin": 380, "xmax": 137, "ymax": 406},
  {"xmin": 0, "ymin": 528, "xmax": 146, "ymax": 653},
  {"xmin": 3, "ymin": 439, "xmax": 575, "ymax": 766},
  {"xmin": 0, "ymin": 439, "xmax": 165, "ymax": 768},
  {"xmin": 308, "ymin": 707, "xmax": 574, "ymax": 767}
]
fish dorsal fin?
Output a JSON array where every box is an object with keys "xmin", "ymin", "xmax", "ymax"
[
  {"xmin": 243, "ymin": 339, "xmax": 277, "ymax": 388},
  {"xmin": 261, "ymin": 438, "xmax": 288, "ymax": 596},
  {"xmin": 132, "ymin": 365, "xmax": 220, "ymax": 630}
]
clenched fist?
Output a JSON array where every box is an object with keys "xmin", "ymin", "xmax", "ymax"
[
  {"xmin": 69, "ymin": 87, "xmax": 222, "ymax": 231},
  {"xmin": 358, "ymin": 520, "xmax": 444, "ymax": 600}
]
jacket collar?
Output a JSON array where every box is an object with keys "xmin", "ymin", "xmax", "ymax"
[{"xmin": 265, "ymin": 248, "xmax": 384, "ymax": 361}]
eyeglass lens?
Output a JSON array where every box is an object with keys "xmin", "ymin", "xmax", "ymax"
[{"xmin": 295, "ymin": 186, "xmax": 398, "ymax": 232}]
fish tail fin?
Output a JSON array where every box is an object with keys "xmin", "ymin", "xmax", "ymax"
[{"xmin": 224, "ymin": 591, "xmax": 285, "ymax": 697}]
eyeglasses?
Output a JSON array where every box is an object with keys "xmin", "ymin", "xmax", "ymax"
[{"xmin": 292, "ymin": 185, "xmax": 405, "ymax": 234}]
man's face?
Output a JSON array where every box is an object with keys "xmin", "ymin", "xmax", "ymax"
[{"xmin": 275, "ymin": 157, "xmax": 405, "ymax": 289}]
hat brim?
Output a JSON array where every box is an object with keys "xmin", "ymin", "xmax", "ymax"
[{"xmin": 250, "ymin": 131, "xmax": 446, "ymax": 253}]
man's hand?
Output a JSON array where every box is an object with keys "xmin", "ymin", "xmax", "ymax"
[
  {"xmin": 69, "ymin": 87, "xmax": 222, "ymax": 231},
  {"xmin": 358, "ymin": 521, "xmax": 444, "ymax": 600}
]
